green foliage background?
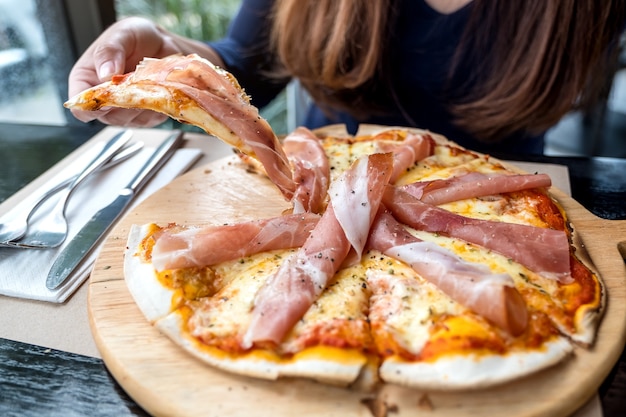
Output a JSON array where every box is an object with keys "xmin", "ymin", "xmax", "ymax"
[{"xmin": 115, "ymin": 0, "xmax": 240, "ymax": 41}]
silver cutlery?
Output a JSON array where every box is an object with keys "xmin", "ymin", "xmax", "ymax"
[
  {"xmin": 0, "ymin": 140, "xmax": 143, "ymax": 245},
  {"xmin": 46, "ymin": 130, "xmax": 183, "ymax": 289},
  {"xmin": 6, "ymin": 130, "xmax": 133, "ymax": 249}
]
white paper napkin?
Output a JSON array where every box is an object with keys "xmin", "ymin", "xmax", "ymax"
[{"xmin": 0, "ymin": 144, "xmax": 201, "ymax": 303}]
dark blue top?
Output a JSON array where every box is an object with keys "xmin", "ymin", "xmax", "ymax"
[{"xmin": 210, "ymin": 0, "xmax": 545, "ymax": 155}]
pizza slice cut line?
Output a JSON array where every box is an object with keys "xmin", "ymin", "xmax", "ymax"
[{"xmin": 242, "ymin": 152, "xmax": 394, "ymax": 349}]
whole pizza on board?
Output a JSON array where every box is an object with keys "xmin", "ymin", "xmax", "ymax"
[{"xmin": 66, "ymin": 54, "xmax": 604, "ymax": 390}]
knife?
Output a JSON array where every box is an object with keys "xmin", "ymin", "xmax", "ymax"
[{"xmin": 46, "ymin": 131, "xmax": 184, "ymax": 290}]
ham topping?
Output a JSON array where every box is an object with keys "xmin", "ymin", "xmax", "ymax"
[
  {"xmin": 283, "ymin": 127, "xmax": 331, "ymax": 214},
  {"xmin": 367, "ymin": 209, "xmax": 528, "ymax": 335},
  {"xmin": 242, "ymin": 153, "xmax": 394, "ymax": 348},
  {"xmin": 151, "ymin": 213, "xmax": 320, "ymax": 271},
  {"xmin": 383, "ymin": 186, "xmax": 573, "ymax": 282},
  {"xmin": 400, "ymin": 172, "xmax": 552, "ymax": 206},
  {"xmin": 376, "ymin": 133, "xmax": 435, "ymax": 183},
  {"xmin": 67, "ymin": 54, "xmax": 297, "ymax": 200},
  {"xmin": 117, "ymin": 55, "xmax": 242, "ymax": 97},
  {"xmin": 329, "ymin": 153, "xmax": 394, "ymax": 259}
]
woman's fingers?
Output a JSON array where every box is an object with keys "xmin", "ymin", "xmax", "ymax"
[{"xmin": 67, "ymin": 17, "xmax": 178, "ymax": 127}]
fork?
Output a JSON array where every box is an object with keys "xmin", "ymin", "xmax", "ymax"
[
  {"xmin": 0, "ymin": 140, "xmax": 143, "ymax": 245},
  {"xmin": 6, "ymin": 130, "xmax": 133, "ymax": 249}
]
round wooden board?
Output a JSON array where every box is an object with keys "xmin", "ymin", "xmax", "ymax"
[{"xmin": 88, "ymin": 131, "xmax": 626, "ymax": 417}]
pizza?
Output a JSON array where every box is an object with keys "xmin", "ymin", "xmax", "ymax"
[{"xmin": 66, "ymin": 54, "xmax": 604, "ymax": 391}]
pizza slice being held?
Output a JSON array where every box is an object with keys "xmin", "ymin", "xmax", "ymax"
[{"xmin": 64, "ymin": 54, "xmax": 296, "ymax": 199}]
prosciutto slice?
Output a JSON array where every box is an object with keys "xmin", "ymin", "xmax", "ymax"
[
  {"xmin": 65, "ymin": 54, "xmax": 296, "ymax": 199},
  {"xmin": 151, "ymin": 213, "xmax": 320, "ymax": 271},
  {"xmin": 376, "ymin": 133, "xmax": 435, "ymax": 183},
  {"xmin": 329, "ymin": 153, "xmax": 394, "ymax": 259},
  {"xmin": 367, "ymin": 210, "xmax": 528, "ymax": 335},
  {"xmin": 384, "ymin": 186, "xmax": 573, "ymax": 282},
  {"xmin": 242, "ymin": 153, "xmax": 394, "ymax": 348},
  {"xmin": 283, "ymin": 127, "xmax": 330, "ymax": 214},
  {"xmin": 401, "ymin": 172, "xmax": 552, "ymax": 206}
]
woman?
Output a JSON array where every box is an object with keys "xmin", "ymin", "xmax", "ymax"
[{"xmin": 68, "ymin": 0, "xmax": 626, "ymax": 155}]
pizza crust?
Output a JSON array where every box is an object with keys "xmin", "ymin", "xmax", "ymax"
[
  {"xmin": 566, "ymin": 221, "xmax": 607, "ymax": 347},
  {"xmin": 125, "ymin": 224, "xmax": 176, "ymax": 322},
  {"xmin": 155, "ymin": 311, "xmax": 370, "ymax": 386},
  {"xmin": 155, "ymin": 312, "xmax": 282, "ymax": 380},
  {"xmin": 354, "ymin": 124, "xmax": 453, "ymax": 147},
  {"xmin": 379, "ymin": 337, "xmax": 573, "ymax": 390}
]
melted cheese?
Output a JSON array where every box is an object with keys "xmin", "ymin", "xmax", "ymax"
[
  {"xmin": 282, "ymin": 266, "xmax": 371, "ymax": 353},
  {"xmin": 188, "ymin": 250, "xmax": 290, "ymax": 343},
  {"xmin": 366, "ymin": 259, "xmax": 464, "ymax": 355}
]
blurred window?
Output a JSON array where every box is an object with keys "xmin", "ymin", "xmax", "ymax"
[
  {"xmin": 0, "ymin": 0, "xmax": 114, "ymax": 126},
  {"xmin": 115, "ymin": 0, "xmax": 240, "ymax": 42}
]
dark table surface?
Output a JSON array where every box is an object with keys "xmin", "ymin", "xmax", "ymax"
[{"xmin": 0, "ymin": 123, "xmax": 625, "ymax": 416}]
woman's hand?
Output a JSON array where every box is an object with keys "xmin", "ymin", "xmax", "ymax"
[{"xmin": 67, "ymin": 16, "xmax": 224, "ymax": 127}]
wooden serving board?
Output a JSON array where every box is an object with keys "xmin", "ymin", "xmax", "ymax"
[{"xmin": 88, "ymin": 134, "xmax": 626, "ymax": 417}]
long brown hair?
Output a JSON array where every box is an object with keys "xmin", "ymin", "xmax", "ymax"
[{"xmin": 271, "ymin": 0, "xmax": 626, "ymax": 142}]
